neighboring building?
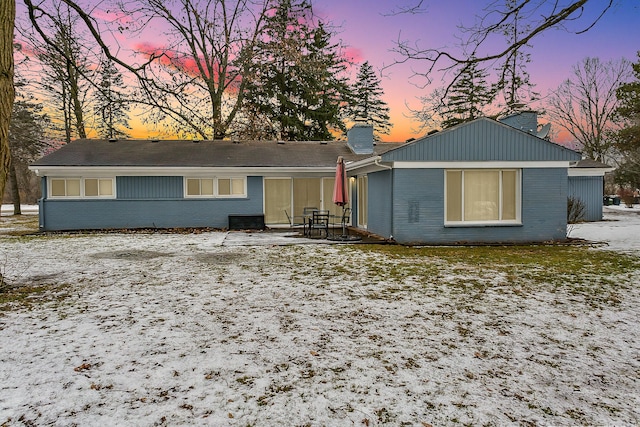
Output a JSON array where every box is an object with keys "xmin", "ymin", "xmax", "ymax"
[
  {"xmin": 568, "ymin": 159, "xmax": 613, "ymax": 222},
  {"xmin": 30, "ymin": 115, "xmax": 601, "ymax": 244}
]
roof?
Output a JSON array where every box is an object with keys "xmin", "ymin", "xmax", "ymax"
[
  {"xmin": 572, "ymin": 159, "xmax": 612, "ymax": 169},
  {"xmin": 31, "ymin": 139, "xmax": 400, "ymax": 169}
]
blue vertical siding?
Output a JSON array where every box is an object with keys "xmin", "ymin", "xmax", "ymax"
[
  {"xmin": 390, "ymin": 169, "xmax": 445, "ymax": 244},
  {"xmin": 117, "ymin": 176, "xmax": 183, "ymax": 199},
  {"xmin": 386, "ymin": 168, "xmax": 568, "ymax": 244},
  {"xmin": 381, "ymin": 119, "xmax": 581, "ymax": 162},
  {"xmin": 40, "ymin": 176, "xmax": 263, "ymax": 231},
  {"xmin": 569, "ymin": 176, "xmax": 604, "ymax": 221},
  {"xmin": 367, "ymin": 170, "xmax": 393, "ymax": 238}
]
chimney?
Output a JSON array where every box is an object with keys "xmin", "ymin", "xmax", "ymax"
[
  {"xmin": 347, "ymin": 123, "xmax": 374, "ymax": 154},
  {"xmin": 499, "ymin": 111, "xmax": 538, "ymax": 134}
]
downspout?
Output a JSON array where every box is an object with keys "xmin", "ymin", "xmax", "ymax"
[
  {"xmin": 374, "ymin": 158, "xmax": 395, "ymax": 242},
  {"xmin": 39, "ymin": 175, "xmax": 46, "ymax": 231}
]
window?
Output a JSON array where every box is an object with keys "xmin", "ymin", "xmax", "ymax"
[
  {"xmin": 445, "ymin": 170, "xmax": 520, "ymax": 224},
  {"xmin": 185, "ymin": 177, "xmax": 246, "ymax": 198},
  {"xmin": 84, "ymin": 179, "xmax": 114, "ymax": 197},
  {"xmin": 218, "ymin": 178, "xmax": 245, "ymax": 196},
  {"xmin": 49, "ymin": 178, "xmax": 114, "ymax": 198}
]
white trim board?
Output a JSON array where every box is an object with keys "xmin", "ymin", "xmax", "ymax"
[{"xmin": 392, "ymin": 161, "xmax": 571, "ymax": 169}]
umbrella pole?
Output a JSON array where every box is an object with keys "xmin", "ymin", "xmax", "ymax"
[{"xmin": 342, "ymin": 205, "xmax": 346, "ymax": 236}]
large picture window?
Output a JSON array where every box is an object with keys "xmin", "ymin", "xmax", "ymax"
[
  {"xmin": 185, "ymin": 177, "xmax": 246, "ymax": 198},
  {"xmin": 445, "ymin": 169, "xmax": 520, "ymax": 224},
  {"xmin": 50, "ymin": 178, "xmax": 114, "ymax": 199}
]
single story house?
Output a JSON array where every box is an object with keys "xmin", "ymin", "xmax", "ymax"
[{"xmin": 29, "ymin": 114, "xmax": 607, "ymax": 244}]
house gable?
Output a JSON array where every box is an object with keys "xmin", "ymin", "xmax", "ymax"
[{"xmin": 380, "ymin": 118, "xmax": 581, "ymax": 163}]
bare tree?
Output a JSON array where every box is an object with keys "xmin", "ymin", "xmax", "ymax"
[
  {"xmin": 546, "ymin": 57, "xmax": 631, "ymax": 162},
  {"xmin": 24, "ymin": 3, "xmax": 95, "ymax": 143},
  {"xmin": 0, "ymin": 1, "xmax": 15, "ymax": 209},
  {"xmin": 390, "ymin": 1, "xmax": 613, "ymax": 93},
  {"xmin": 0, "ymin": 0, "xmax": 15, "ymax": 288},
  {"xmin": 25, "ymin": 0, "xmax": 273, "ymax": 140},
  {"xmin": 113, "ymin": 0, "xmax": 272, "ymax": 139},
  {"xmin": 493, "ymin": 0, "xmax": 539, "ymax": 114}
]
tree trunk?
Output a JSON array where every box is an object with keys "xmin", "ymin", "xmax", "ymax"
[
  {"xmin": 0, "ymin": 0, "xmax": 16, "ymax": 207},
  {"xmin": 9, "ymin": 158, "xmax": 20, "ymax": 215},
  {"xmin": 0, "ymin": 0, "xmax": 15, "ymax": 288},
  {"xmin": 68, "ymin": 59, "xmax": 86, "ymax": 138}
]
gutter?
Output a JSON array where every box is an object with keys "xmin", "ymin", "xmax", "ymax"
[
  {"xmin": 346, "ymin": 156, "xmax": 393, "ymax": 173},
  {"xmin": 28, "ymin": 165, "xmax": 338, "ymax": 177},
  {"xmin": 375, "ymin": 158, "xmax": 392, "ymax": 170}
]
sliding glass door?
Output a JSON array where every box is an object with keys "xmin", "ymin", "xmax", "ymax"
[
  {"xmin": 264, "ymin": 178, "xmax": 292, "ymax": 225},
  {"xmin": 264, "ymin": 177, "xmax": 343, "ymax": 225}
]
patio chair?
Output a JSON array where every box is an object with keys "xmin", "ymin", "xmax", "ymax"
[
  {"xmin": 329, "ymin": 207, "xmax": 352, "ymax": 238},
  {"xmin": 309, "ymin": 210, "xmax": 330, "ymax": 238},
  {"xmin": 284, "ymin": 210, "xmax": 305, "ymax": 228},
  {"xmin": 302, "ymin": 207, "xmax": 318, "ymax": 236}
]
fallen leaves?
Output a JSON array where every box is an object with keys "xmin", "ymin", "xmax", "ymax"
[{"xmin": 74, "ymin": 363, "xmax": 91, "ymax": 372}]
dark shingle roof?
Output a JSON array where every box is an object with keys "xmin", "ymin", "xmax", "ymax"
[
  {"xmin": 572, "ymin": 159, "xmax": 612, "ymax": 169},
  {"xmin": 32, "ymin": 139, "xmax": 400, "ymax": 168}
]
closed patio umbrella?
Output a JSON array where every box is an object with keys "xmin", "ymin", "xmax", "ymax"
[
  {"xmin": 332, "ymin": 156, "xmax": 348, "ymax": 207},
  {"xmin": 332, "ymin": 156, "xmax": 349, "ymax": 237}
]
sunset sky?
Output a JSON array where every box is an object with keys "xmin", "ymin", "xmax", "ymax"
[
  {"xmin": 19, "ymin": 0, "xmax": 640, "ymax": 143},
  {"xmin": 311, "ymin": 0, "xmax": 640, "ymax": 142}
]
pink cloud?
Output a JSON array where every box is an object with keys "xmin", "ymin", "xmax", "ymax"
[
  {"xmin": 92, "ymin": 8, "xmax": 134, "ymax": 28},
  {"xmin": 343, "ymin": 46, "xmax": 364, "ymax": 64},
  {"xmin": 133, "ymin": 42, "xmax": 242, "ymax": 93}
]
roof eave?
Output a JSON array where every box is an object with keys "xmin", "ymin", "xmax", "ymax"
[{"xmin": 28, "ymin": 165, "xmax": 337, "ymax": 177}]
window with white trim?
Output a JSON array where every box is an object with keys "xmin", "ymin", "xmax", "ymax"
[
  {"xmin": 185, "ymin": 177, "xmax": 246, "ymax": 198},
  {"xmin": 49, "ymin": 178, "xmax": 114, "ymax": 198},
  {"xmin": 445, "ymin": 169, "xmax": 520, "ymax": 224}
]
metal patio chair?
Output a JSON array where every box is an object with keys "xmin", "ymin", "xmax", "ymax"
[{"xmin": 309, "ymin": 210, "xmax": 330, "ymax": 238}]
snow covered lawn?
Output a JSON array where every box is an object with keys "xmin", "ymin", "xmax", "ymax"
[{"xmin": 1, "ymin": 206, "xmax": 639, "ymax": 426}]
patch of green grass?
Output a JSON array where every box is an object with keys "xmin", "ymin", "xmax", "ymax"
[
  {"xmin": 265, "ymin": 244, "xmax": 640, "ymax": 309},
  {"xmin": 0, "ymin": 283, "xmax": 71, "ymax": 313}
]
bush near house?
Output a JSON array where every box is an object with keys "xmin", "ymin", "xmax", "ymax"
[{"xmin": 567, "ymin": 196, "xmax": 586, "ymax": 223}]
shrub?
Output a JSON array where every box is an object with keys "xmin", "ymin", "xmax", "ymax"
[
  {"xmin": 567, "ymin": 196, "xmax": 586, "ymax": 224},
  {"xmin": 617, "ymin": 186, "xmax": 636, "ymax": 207}
]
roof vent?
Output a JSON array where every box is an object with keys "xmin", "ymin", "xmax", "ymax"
[{"xmin": 277, "ymin": 140, "xmax": 285, "ymax": 145}]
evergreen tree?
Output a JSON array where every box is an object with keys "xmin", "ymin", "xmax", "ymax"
[
  {"xmin": 494, "ymin": 0, "xmax": 539, "ymax": 114},
  {"xmin": 94, "ymin": 59, "xmax": 130, "ymax": 139},
  {"xmin": 239, "ymin": 0, "xmax": 351, "ymax": 140},
  {"xmin": 612, "ymin": 52, "xmax": 640, "ymax": 188},
  {"xmin": 7, "ymin": 77, "xmax": 50, "ymax": 212},
  {"xmin": 349, "ymin": 61, "xmax": 391, "ymax": 140},
  {"xmin": 440, "ymin": 60, "xmax": 496, "ymax": 129}
]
